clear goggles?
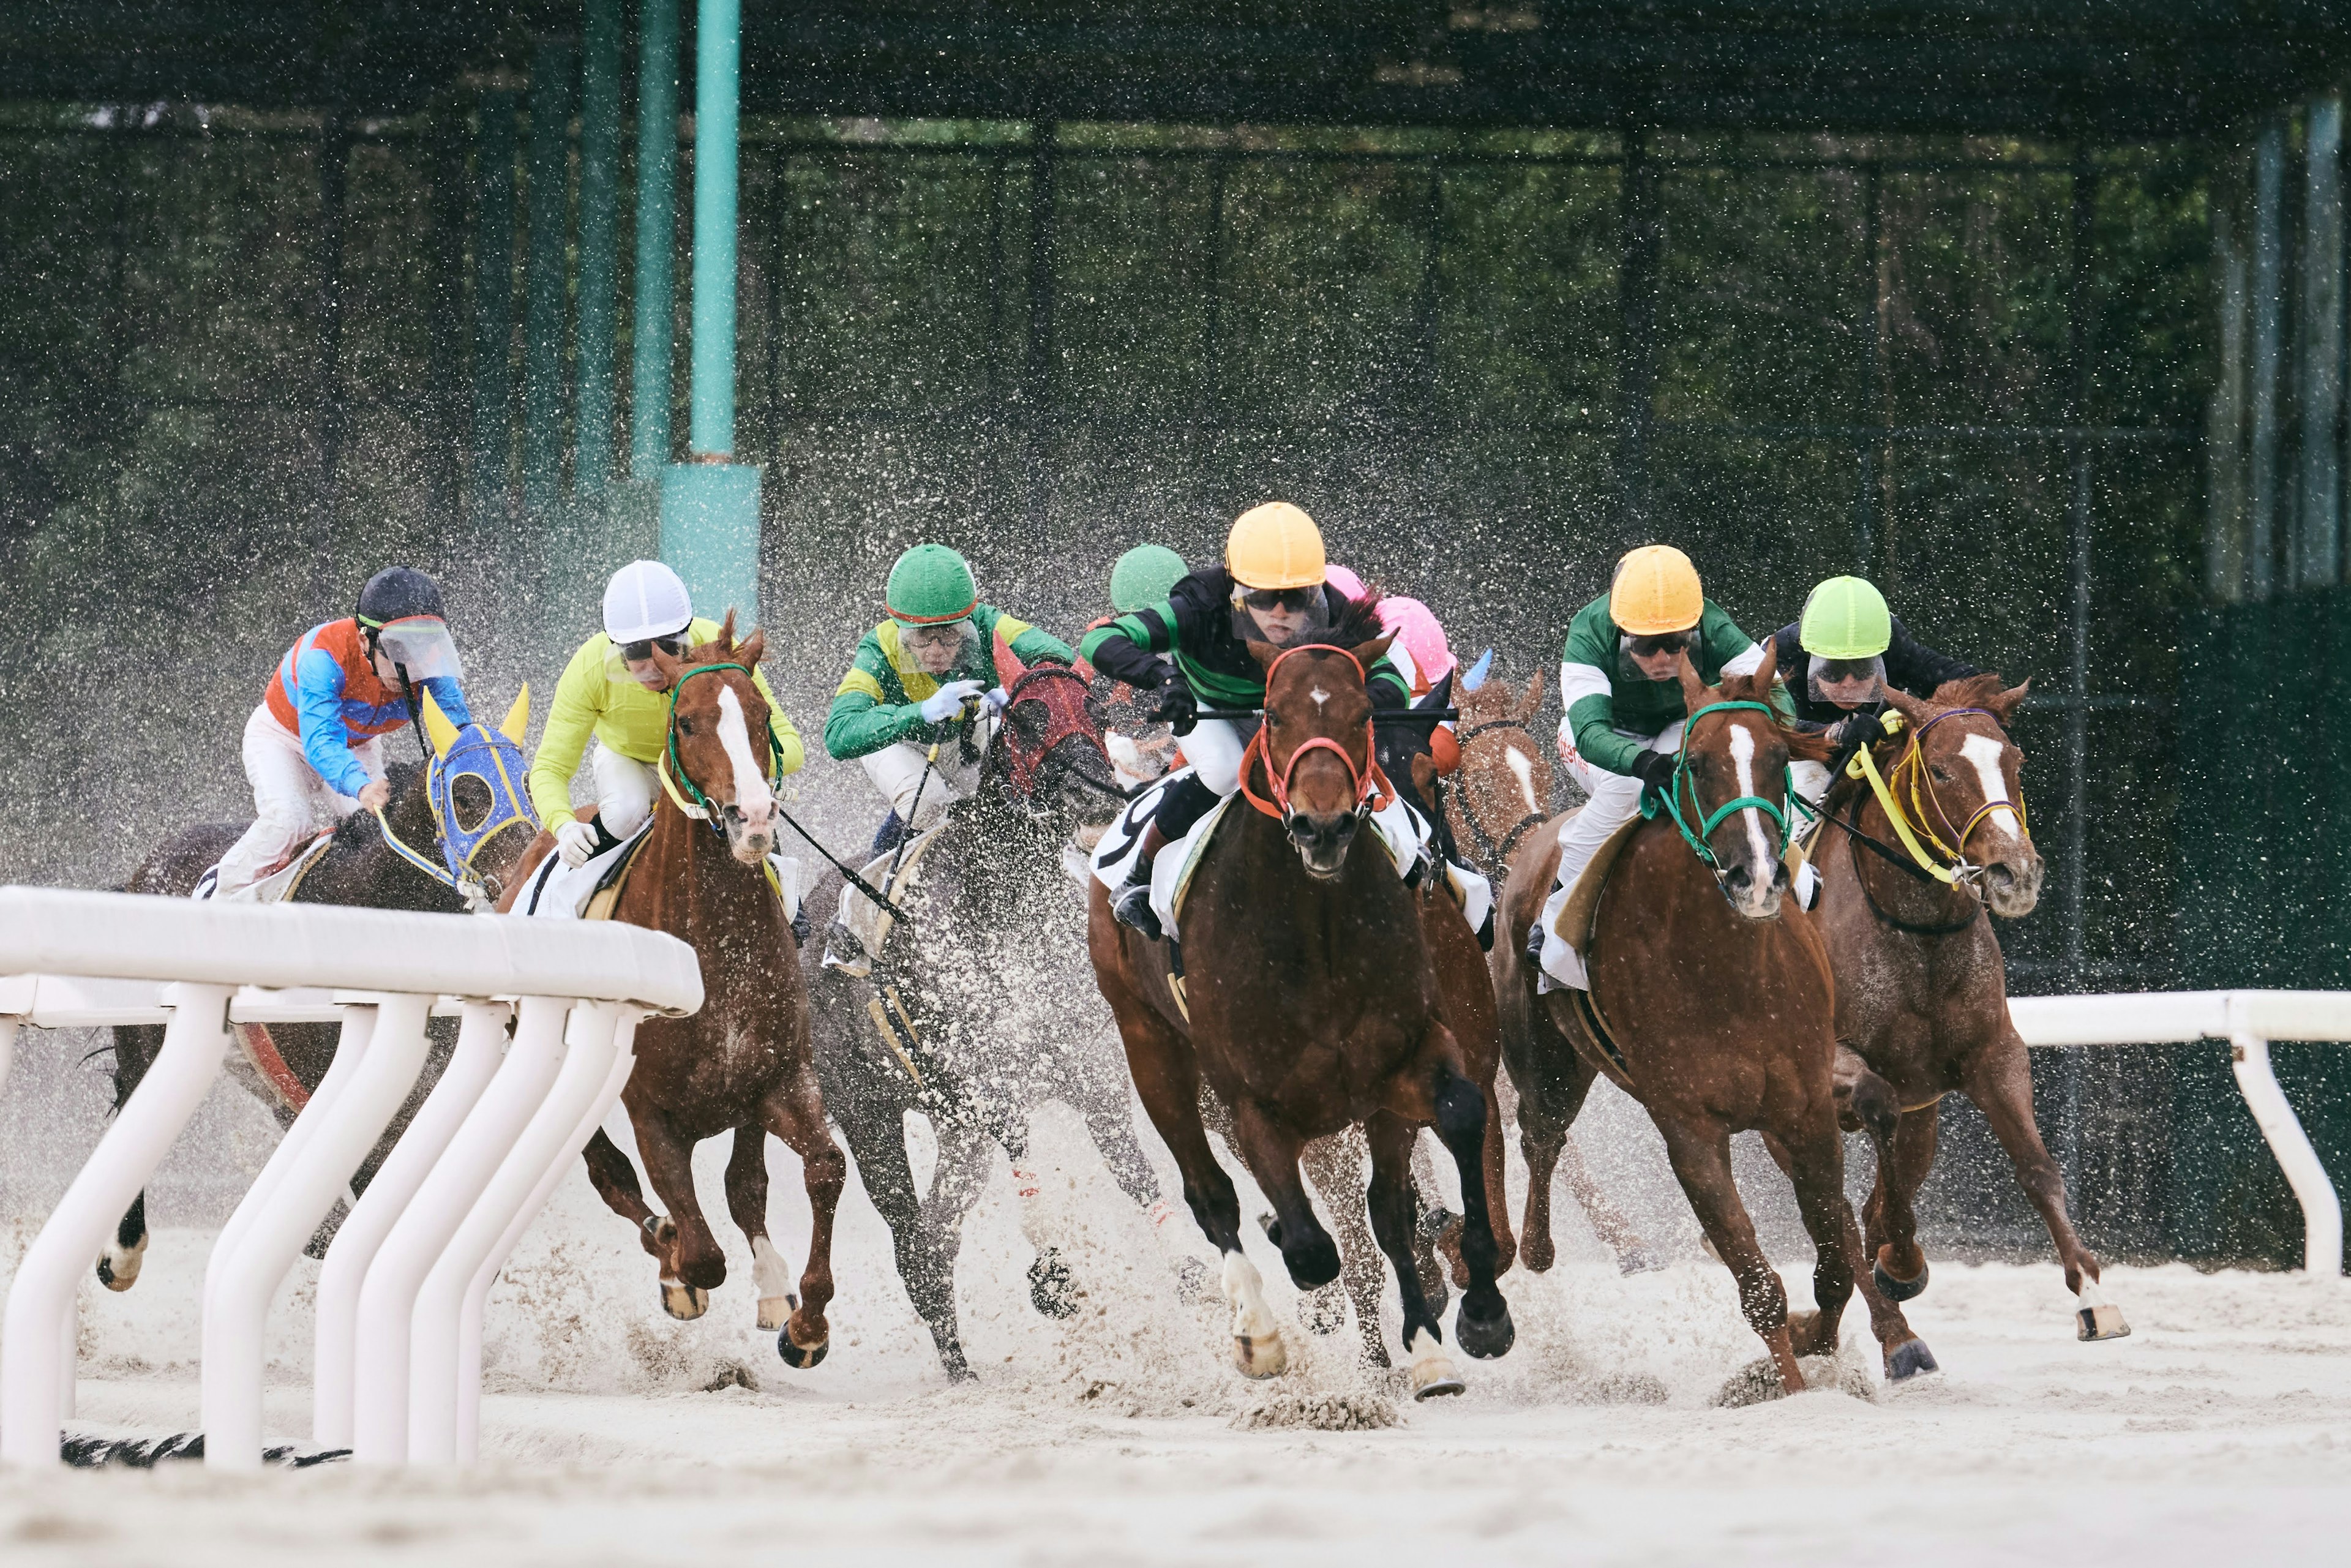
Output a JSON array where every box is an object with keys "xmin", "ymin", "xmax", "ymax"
[
  {"xmin": 898, "ymin": 617, "xmax": 977, "ymax": 662},
  {"xmin": 1809, "ymin": 653, "xmax": 1886, "ymax": 701},
  {"xmin": 1228, "ymin": 583, "xmax": 1333, "ymax": 646},
  {"xmin": 370, "ymin": 616, "xmax": 464, "ymax": 682}
]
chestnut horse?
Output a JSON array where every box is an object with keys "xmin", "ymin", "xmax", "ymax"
[
  {"xmin": 514, "ymin": 616, "xmax": 847, "ymax": 1368},
  {"xmin": 1090, "ymin": 604, "xmax": 1515, "ymax": 1397},
  {"xmin": 1446, "ymin": 663, "xmax": 1662, "ymax": 1276},
  {"xmin": 1812, "ymin": 675, "xmax": 2126, "ymax": 1360},
  {"xmin": 103, "ymin": 694, "xmax": 539, "ymax": 1291},
  {"xmin": 1493, "ymin": 646, "xmax": 1909, "ymax": 1395}
]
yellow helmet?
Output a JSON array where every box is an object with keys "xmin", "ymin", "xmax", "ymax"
[
  {"xmin": 1609, "ymin": 544, "xmax": 1704, "ymax": 636},
  {"xmin": 1225, "ymin": 501, "xmax": 1326, "ymax": 591}
]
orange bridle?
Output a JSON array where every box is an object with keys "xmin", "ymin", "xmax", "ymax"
[{"xmin": 1236, "ymin": 644, "xmax": 1395, "ymax": 822}]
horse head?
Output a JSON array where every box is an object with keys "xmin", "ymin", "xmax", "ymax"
[
  {"xmin": 1450, "ymin": 662, "xmax": 1551, "ymax": 874},
  {"xmin": 1877, "ymin": 675, "xmax": 2041, "ymax": 917},
  {"xmin": 987, "ymin": 628, "xmax": 1124, "ymax": 837},
  {"xmin": 1248, "ymin": 597, "xmax": 1395, "ymax": 880},
  {"xmin": 647, "ymin": 612, "xmax": 780, "ymax": 865},
  {"xmin": 407, "ymin": 685, "xmax": 541, "ymax": 909},
  {"xmin": 1672, "ymin": 640, "xmax": 1830, "ymax": 920}
]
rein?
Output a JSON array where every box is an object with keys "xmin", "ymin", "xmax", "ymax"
[
  {"xmin": 1447, "ymin": 715, "xmax": 1546, "ymax": 869},
  {"xmin": 1643, "ymin": 700, "xmax": 1791, "ymax": 876},
  {"xmin": 1840, "ymin": 707, "xmax": 2027, "ymax": 890},
  {"xmin": 1235, "ymin": 643, "xmax": 1395, "ymax": 825}
]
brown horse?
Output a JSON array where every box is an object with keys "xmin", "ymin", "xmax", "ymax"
[
  {"xmin": 1089, "ymin": 606, "xmax": 1515, "ymax": 1397},
  {"xmin": 1446, "ymin": 664, "xmax": 1662, "ymax": 1276},
  {"xmin": 1493, "ymin": 645, "xmax": 1909, "ymax": 1395},
  {"xmin": 1811, "ymin": 674, "xmax": 2125, "ymax": 1358},
  {"xmin": 506, "ymin": 615, "xmax": 847, "ymax": 1367}
]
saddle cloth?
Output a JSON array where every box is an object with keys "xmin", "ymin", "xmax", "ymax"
[
  {"xmin": 192, "ymin": 831, "xmax": 334, "ymax": 904},
  {"xmin": 1088, "ymin": 768, "xmax": 1492, "ymax": 946},
  {"xmin": 514, "ymin": 821, "xmax": 803, "ymax": 927}
]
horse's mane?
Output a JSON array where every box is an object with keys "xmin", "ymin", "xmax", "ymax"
[
  {"xmin": 1329, "ymin": 590, "xmax": 1387, "ymax": 651},
  {"xmin": 1929, "ymin": 672, "xmax": 2011, "ymax": 709}
]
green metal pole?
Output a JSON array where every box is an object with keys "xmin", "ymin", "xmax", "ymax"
[
  {"xmin": 575, "ymin": 0, "xmax": 623, "ymax": 504},
  {"xmin": 629, "ymin": 0, "xmax": 679, "ymax": 482},
  {"xmin": 468, "ymin": 88, "xmax": 519, "ymax": 552},
  {"xmin": 522, "ymin": 40, "xmax": 576, "ymax": 519},
  {"xmin": 661, "ymin": 0, "xmax": 761, "ymax": 626}
]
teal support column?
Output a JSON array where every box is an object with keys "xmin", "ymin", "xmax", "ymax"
[
  {"xmin": 630, "ymin": 0, "xmax": 680, "ymax": 483},
  {"xmin": 661, "ymin": 0, "xmax": 762, "ymax": 627},
  {"xmin": 575, "ymin": 0, "xmax": 623, "ymax": 504},
  {"xmin": 468, "ymin": 89, "xmax": 519, "ymax": 550},
  {"xmin": 522, "ymin": 40, "xmax": 576, "ymax": 519}
]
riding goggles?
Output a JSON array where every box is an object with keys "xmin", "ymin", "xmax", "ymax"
[
  {"xmin": 1809, "ymin": 653, "xmax": 1887, "ymax": 699},
  {"xmin": 370, "ymin": 616, "xmax": 464, "ymax": 682},
  {"xmin": 1624, "ymin": 629, "xmax": 1696, "ymax": 660},
  {"xmin": 620, "ymin": 632, "xmax": 687, "ymax": 662},
  {"xmin": 1229, "ymin": 583, "xmax": 1333, "ymax": 645}
]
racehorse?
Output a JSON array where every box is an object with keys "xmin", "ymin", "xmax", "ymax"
[
  {"xmin": 1444, "ymin": 661, "xmax": 1663, "ymax": 1276},
  {"xmin": 798, "ymin": 628, "xmax": 1153, "ymax": 1382},
  {"xmin": 538, "ymin": 617, "xmax": 847, "ymax": 1367},
  {"xmin": 1810, "ymin": 673, "xmax": 2126, "ymax": 1357},
  {"xmin": 1492, "ymin": 645, "xmax": 1911, "ymax": 1395},
  {"xmin": 102, "ymin": 691, "xmax": 539, "ymax": 1290},
  {"xmin": 1090, "ymin": 602, "xmax": 1517, "ymax": 1398}
]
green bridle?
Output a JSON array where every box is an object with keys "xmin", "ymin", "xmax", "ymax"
[
  {"xmin": 656, "ymin": 662, "xmax": 783, "ymax": 830},
  {"xmin": 1640, "ymin": 699, "xmax": 1792, "ymax": 872}
]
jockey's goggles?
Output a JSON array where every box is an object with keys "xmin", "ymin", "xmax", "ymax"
[
  {"xmin": 1624, "ymin": 629, "xmax": 1695, "ymax": 659},
  {"xmin": 1240, "ymin": 585, "xmax": 1322, "ymax": 613},
  {"xmin": 901, "ymin": 617, "xmax": 975, "ymax": 653},
  {"xmin": 620, "ymin": 632, "xmax": 686, "ymax": 662},
  {"xmin": 1230, "ymin": 583, "xmax": 1333, "ymax": 645},
  {"xmin": 1810, "ymin": 653, "xmax": 1886, "ymax": 691},
  {"xmin": 369, "ymin": 615, "xmax": 464, "ymax": 682}
]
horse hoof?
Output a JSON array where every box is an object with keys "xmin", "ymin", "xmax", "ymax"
[
  {"xmin": 1406, "ymin": 1329, "xmax": 1463, "ymax": 1398},
  {"xmin": 1886, "ymin": 1337, "xmax": 1941, "ymax": 1382},
  {"xmin": 777, "ymin": 1329, "xmax": 829, "ymax": 1369},
  {"xmin": 2076, "ymin": 1302, "xmax": 2131, "ymax": 1341},
  {"xmin": 1873, "ymin": 1251, "xmax": 1929, "ymax": 1302},
  {"xmin": 661, "ymin": 1278, "xmax": 709, "ymax": 1321},
  {"xmin": 756, "ymin": 1296, "xmax": 792, "ymax": 1332},
  {"xmin": 1232, "ymin": 1331, "xmax": 1288, "ymax": 1380},
  {"xmin": 1616, "ymin": 1244, "xmax": 1667, "ymax": 1276},
  {"xmin": 1454, "ymin": 1297, "xmax": 1515, "ymax": 1361},
  {"xmin": 96, "ymin": 1250, "xmax": 143, "ymax": 1292},
  {"xmin": 1029, "ymin": 1249, "xmax": 1078, "ymax": 1319},
  {"xmin": 1304, "ymin": 1280, "xmax": 1350, "ymax": 1337}
]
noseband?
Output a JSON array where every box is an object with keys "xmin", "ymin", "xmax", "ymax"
[
  {"xmin": 1643, "ymin": 700, "xmax": 1791, "ymax": 896},
  {"xmin": 1237, "ymin": 643, "xmax": 1395, "ymax": 826}
]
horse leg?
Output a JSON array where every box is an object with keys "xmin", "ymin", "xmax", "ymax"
[
  {"xmin": 1300, "ymin": 1132, "xmax": 1392, "ymax": 1368},
  {"xmin": 834, "ymin": 1095, "xmax": 974, "ymax": 1382},
  {"xmin": 96, "ymin": 1022, "xmax": 162, "ymax": 1291},
  {"xmin": 1419, "ymin": 1058, "xmax": 1514, "ymax": 1359},
  {"xmin": 1963, "ymin": 1028, "xmax": 2127, "ymax": 1339},
  {"xmin": 1230, "ymin": 1099, "xmax": 1340, "ymax": 1292},
  {"xmin": 1558, "ymin": 1134, "xmax": 1664, "ymax": 1274},
  {"xmin": 1656, "ymin": 1114, "xmax": 1804, "ymax": 1395},
  {"xmin": 629, "ymin": 1109, "xmax": 726, "ymax": 1320},
  {"xmin": 580, "ymin": 1126, "xmax": 660, "ymax": 1249},
  {"xmin": 1366, "ymin": 1111, "xmax": 1461, "ymax": 1398},
  {"xmin": 719, "ymin": 1126, "xmax": 794, "ymax": 1334},
  {"xmin": 1761, "ymin": 1131, "xmax": 1933, "ymax": 1381},
  {"xmin": 1873, "ymin": 1105, "xmax": 1939, "ymax": 1301},
  {"xmin": 759, "ymin": 1072, "xmax": 849, "ymax": 1368}
]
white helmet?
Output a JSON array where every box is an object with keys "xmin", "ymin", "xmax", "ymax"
[{"xmin": 603, "ymin": 560, "xmax": 693, "ymax": 646}]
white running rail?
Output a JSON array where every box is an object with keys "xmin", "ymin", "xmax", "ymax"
[
  {"xmin": 0, "ymin": 885, "xmax": 701, "ymax": 1469},
  {"xmin": 2010, "ymin": 990, "xmax": 2347, "ymax": 1275}
]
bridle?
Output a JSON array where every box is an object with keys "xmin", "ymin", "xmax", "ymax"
[
  {"xmin": 1837, "ymin": 707, "xmax": 2028, "ymax": 891},
  {"xmin": 1447, "ymin": 713, "xmax": 1546, "ymax": 869},
  {"xmin": 656, "ymin": 661, "xmax": 784, "ymax": 835},
  {"xmin": 1237, "ymin": 643, "xmax": 1395, "ymax": 827},
  {"xmin": 1642, "ymin": 699, "xmax": 1791, "ymax": 898},
  {"xmin": 374, "ymin": 724, "xmax": 538, "ymax": 909}
]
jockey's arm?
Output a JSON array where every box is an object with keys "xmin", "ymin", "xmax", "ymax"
[
  {"xmin": 1556, "ymin": 609, "xmax": 1644, "ymax": 776},
  {"xmin": 824, "ymin": 630, "xmax": 921, "ymax": 761},
  {"xmin": 747, "ymin": 664, "xmax": 806, "ymax": 778},
  {"xmin": 1884, "ymin": 616, "xmax": 1980, "ymax": 696},
  {"xmin": 528, "ymin": 637, "xmax": 606, "ymax": 832},
  {"xmin": 290, "ymin": 643, "xmax": 378, "ymax": 799},
  {"xmin": 1078, "ymin": 601, "xmax": 1179, "ymax": 689},
  {"xmin": 1700, "ymin": 607, "xmax": 1793, "ymax": 722},
  {"xmin": 1002, "ymin": 618, "xmax": 1076, "ymax": 666}
]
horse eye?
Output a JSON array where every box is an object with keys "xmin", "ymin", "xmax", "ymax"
[
  {"xmin": 677, "ymin": 718, "xmax": 694, "ymax": 736},
  {"xmin": 1265, "ymin": 712, "xmax": 1282, "ymax": 729}
]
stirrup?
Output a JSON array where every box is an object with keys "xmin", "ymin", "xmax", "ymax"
[
  {"xmin": 821, "ymin": 920, "xmax": 872, "ymax": 978},
  {"xmin": 1111, "ymin": 880, "xmax": 1163, "ymax": 942}
]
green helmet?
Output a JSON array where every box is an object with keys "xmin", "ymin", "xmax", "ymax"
[
  {"xmin": 1799, "ymin": 575, "xmax": 1893, "ymax": 661},
  {"xmin": 885, "ymin": 543, "xmax": 979, "ymax": 627},
  {"xmin": 1109, "ymin": 544, "xmax": 1188, "ymax": 615}
]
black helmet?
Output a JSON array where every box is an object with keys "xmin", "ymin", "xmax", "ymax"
[{"xmin": 356, "ymin": 566, "xmax": 446, "ymax": 628}]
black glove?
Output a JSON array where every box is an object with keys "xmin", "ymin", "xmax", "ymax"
[
  {"xmin": 1151, "ymin": 683, "xmax": 1199, "ymax": 737},
  {"xmin": 1630, "ymin": 749, "xmax": 1676, "ymax": 803}
]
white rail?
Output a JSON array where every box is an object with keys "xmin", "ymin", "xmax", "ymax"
[
  {"xmin": 2009, "ymin": 989, "xmax": 2347, "ymax": 1276},
  {"xmin": 0, "ymin": 886, "xmax": 701, "ymax": 1469}
]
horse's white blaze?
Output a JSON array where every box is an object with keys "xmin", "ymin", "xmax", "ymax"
[
  {"xmin": 1503, "ymin": 743, "xmax": 1539, "ymax": 814},
  {"xmin": 715, "ymin": 686, "xmax": 774, "ymax": 822},
  {"xmin": 1960, "ymin": 732, "xmax": 2021, "ymax": 841},
  {"xmin": 1727, "ymin": 724, "xmax": 1772, "ymax": 871},
  {"xmin": 1310, "ymin": 686, "xmax": 1330, "ymax": 710}
]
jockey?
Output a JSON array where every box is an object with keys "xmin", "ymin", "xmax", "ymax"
[
  {"xmin": 1534, "ymin": 544, "xmax": 1782, "ymax": 991},
  {"xmin": 1081, "ymin": 502, "xmax": 1410, "ymax": 939},
  {"xmin": 1085, "ymin": 544, "xmax": 1191, "ymax": 790},
  {"xmin": 529, "ymin": 560, "xmax": 804, "ymax": 869},
  {"xmin": 210, "ymin": 566, "xmax": 472, "ymax": 899},
  {"xmin": 1771, "ymin": 574, "xmax": 1979, "ymax": 811}
]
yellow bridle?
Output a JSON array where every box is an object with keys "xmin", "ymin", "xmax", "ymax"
[{"xmin": 1843, "ymin": 708, "xmax": 2028, "ymax": 887}]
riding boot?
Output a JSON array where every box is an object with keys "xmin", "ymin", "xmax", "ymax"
[{"xmin": 1111, "ymin": 820, "xmax": 1171, "ymax": 940}]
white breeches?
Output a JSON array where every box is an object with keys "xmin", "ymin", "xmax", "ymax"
[
  {"xmin": 1535, "ymin": 720, "xmax": 1683, "ymax": 991},
  {"xmin": 590, "ymin": 743, "xmax": 659, "ymax": 838},
  {"xmin": 215, "ymin": 704, "xmax": 385, "ymax": 897},
  {"xmin": 1177, "ymin": 718, "xmax": 1247, "ymax": 796},
  {"xmin": 860, "ymin": 715, "xmax": 998, "ymax": 832}
]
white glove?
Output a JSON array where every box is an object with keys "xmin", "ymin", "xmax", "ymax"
[
  {"xmin": 918, "ymin": 679, "xmax": 987, "ymax": 724},
  {"xmin": 555, "ymin": 820, "xmax": 599, "ymax": 868},
  {"xmin": 980, "ymin": 685, "xmax": 1010, "ymax": 716}
]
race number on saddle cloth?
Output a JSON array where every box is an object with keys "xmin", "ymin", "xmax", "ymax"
[
  {"xmin": 1534, "ymin": 545, "xmax": 1787, "ymax": 992},
  {"xmin": 208, "ymin": 566, "xmax": 473, "ymax": 900},
  {"xmin": 1088, "ymin": 767, "xmax": 1491, "ymax": 948}
]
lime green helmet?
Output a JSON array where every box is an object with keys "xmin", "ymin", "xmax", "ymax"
[
  {"xmin": 1109, "ymin": 544, "xmax": 1188, "ymax": 615},
  {"xmin": 1799, "ymin": 575, "xmax": 1893, "ymax": 661},
  {"xmin": 885, "ymin": 543, "xmax": 979, "ymax": 627}
]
